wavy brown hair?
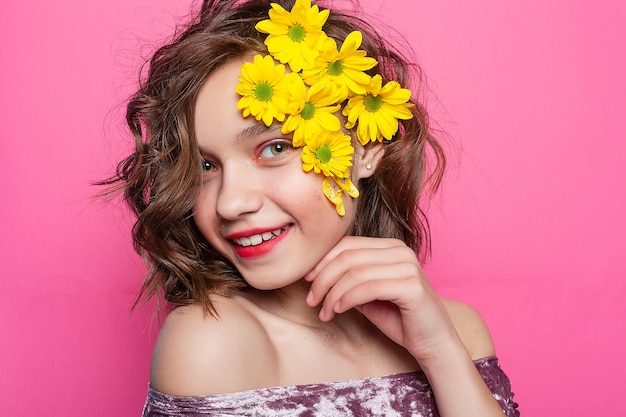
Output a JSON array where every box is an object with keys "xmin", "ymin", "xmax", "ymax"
[{"xmin": 102, "ymin": 0, "xmax": 445, "ymax": 315}]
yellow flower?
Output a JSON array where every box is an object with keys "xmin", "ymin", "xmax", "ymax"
[
  {"xmin": 235, "ymin": 54, "xmax": 297, "ymax": 126},
  {"xmin": 301, "ymin": 31, "xmax": 377, "ymax": 100},
  {"xmin": 255, "ymin": 0, "xmax": 330, "ymax": 72},
  {"xmin": 322, "ymin": 176, "xmax": 359, "ymax": 216},
  {"xmin": 301, "ymin": 130, "xmax": 354, "ymax": 178},
  {"xmin": 343, "ymin": 74, "xmax": 414, "ymax": 144},
  {"xmin": 282, "ymin": 81, "xmax": 342, "ymax": 147}
]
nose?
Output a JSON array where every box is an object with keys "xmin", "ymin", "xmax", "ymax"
[{"xmin": 216, "ymin": 162, "xmax": 263, "ymax": 220}]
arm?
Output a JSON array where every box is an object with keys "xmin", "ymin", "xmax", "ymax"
[
  {"xmin": 416, "ymin": 301, "xmax": 506, "ymax": 417},
  {"xmin": 305, "ymin": 236, "xmax": 509, "ymax": 417}
]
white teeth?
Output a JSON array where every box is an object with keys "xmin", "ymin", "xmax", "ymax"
[
  {"xmin": 233, "ymin": 227, "xmax": 286, "ymax": 247},
  {"xmin": 250, "ymin": 235, "xmax": 262, "ymax": 245}
]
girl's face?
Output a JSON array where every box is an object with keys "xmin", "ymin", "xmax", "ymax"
[{"xmin": 192, "ymin": 58, "xmax": 370, "ymax": 290}]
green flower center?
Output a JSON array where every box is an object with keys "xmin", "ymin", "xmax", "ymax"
[
  {"xmin": 254, "ymin": 82, "xmax": 273, "ymax": 102},
  {"xmin": 363, "ymin": 94, "xmax": 383, "ymax": 112},
  {"xmin": 288, "ymin": 24, "xmax": 306, "ymax": 43},
  {"xmin": 300, "ymin": 102, "xmax": 316, "ymax": 120},
  {"xmin": 327, "ymin": 60, "xmax": 344, "ymax": 76},
  {"xmin": 315, "ymin": 145, "xmax": 332, "ymax": 164}
]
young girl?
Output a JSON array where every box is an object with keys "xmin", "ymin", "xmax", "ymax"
[{"xmin": 110, "ymin": 0, "xmax": 519, "ymax": 415}]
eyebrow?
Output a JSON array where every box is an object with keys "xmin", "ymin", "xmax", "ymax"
[{"xmin": 235, "ymin": 123, "xmax": 282, "ymax": 143}]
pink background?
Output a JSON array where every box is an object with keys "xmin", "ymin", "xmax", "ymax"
[{"xmin": 1, "ymin": 0, "xmax": 624, "ymax": 415}]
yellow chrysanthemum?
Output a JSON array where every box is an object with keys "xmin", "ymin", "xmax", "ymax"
[
  {"xmin": 282, "ymin": 81, "xmax": 342, "ymax": 147},
  {"xmin": 255, "ymin": 0, "xmax": 330, "ymax": 72},
  {"xmin": 235, "ymin": 54, "xmax": 297, "ymax": 126},
  {"xmin": 343, "ymin": 74, "xmax": 414, "ymax": 144},
  {"xmin": 323, "ymin": 176, "xmax": 359, "ymax": 216},
  {"xmin": 301, "ymin": 31, "xmax": 377, "ymax": 100},
  {"xmin": 301, "ymin": 130, "xmax": 354, "ymax": 178}
]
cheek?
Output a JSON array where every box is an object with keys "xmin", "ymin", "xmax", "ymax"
[
  {"xmin": 191, "ymin": 187, "xmax": 218, "ymax": 234},
  {"xmin": 279, "ymin": 172, "xmax": 326, "ymax": 209},
  {"xmin": 297, "ymin": 192, "xmax": 326, "ymax": 224}
]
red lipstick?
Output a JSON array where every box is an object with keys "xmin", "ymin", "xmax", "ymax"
[{"xmin": 226, "ymin": 225, "xmax": 290, "ymax": 258}]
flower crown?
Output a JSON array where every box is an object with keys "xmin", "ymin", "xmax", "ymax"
[{"xmin": 235, "ymin": 0, "xmax": 413, "ymax": 216}]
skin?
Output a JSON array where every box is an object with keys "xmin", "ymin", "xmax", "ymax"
[{"xmin": 150, "ymin": 58, "xmax": 505, "ymax": 416}]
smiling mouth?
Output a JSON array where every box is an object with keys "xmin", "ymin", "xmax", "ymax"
[{"xmin": 231, "ymin": 226, "xmax": 289, "ymax": 247}]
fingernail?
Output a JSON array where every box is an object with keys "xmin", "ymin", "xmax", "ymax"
[
  {"xmin": 304, "ymin": 269, "xmax": 315, "ymax": 281},
  {"xmin": 306, "ymin": 290, "xmax": 314, "ymax": 305},
  {"xmin": 333, "ymin": 301, "xmax": 341, "ymax": 313}
]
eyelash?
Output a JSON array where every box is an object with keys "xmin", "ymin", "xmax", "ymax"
[
  {"xmin": 258, "ymin": 140, "xmax": 292, "ymax": 159},
  {"xmin": 200, "ymin": 139, "xmax": 292, "ymax": 173}
]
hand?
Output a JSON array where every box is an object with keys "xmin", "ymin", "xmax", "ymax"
[{"xmin": 305, "ymin": 236, "xmax": 462, "ymax": 362}]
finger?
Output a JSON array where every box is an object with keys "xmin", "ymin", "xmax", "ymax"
[
  {"xmin": 321, "ymin": 276, "xmax": 418, "ymax": 323},
  {"xmin": 320, "ymin": 262, "xmax": 420, "ymax": 320},
  {"xmin": 305, "ymin": 236, "xmax": 404, "ymax": 282},
  {"xmin": 308, "ymin": 246, "xmax": 398, "ymax": 305},
  {"xmin": 307, "ymin": 244, "xmax": 416, "ymax": 307}
]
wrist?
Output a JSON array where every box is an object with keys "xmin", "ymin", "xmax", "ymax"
[{"xmin": 411, "ymin": 335, "xmax": 472, "ymax": 377}]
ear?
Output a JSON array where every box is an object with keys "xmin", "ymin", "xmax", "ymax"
[{"xmin": 354, "ymin": 141, "xmax": 385, "ymax": 180}]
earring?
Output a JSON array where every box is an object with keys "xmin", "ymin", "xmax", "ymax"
[{"xmin": 366, "ymin": 163, "xmax": 372, "ymax": 170}]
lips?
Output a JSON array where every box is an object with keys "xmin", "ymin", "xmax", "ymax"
[{"xmin": 227, "ymin": 225, "xmax": 290, "ymax": 258}]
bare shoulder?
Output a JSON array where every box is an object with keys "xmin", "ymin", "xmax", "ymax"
[
  {"xmin": 150, "ymin": 295, "xmax": 276, "ymax": 396},
  {"xmin": 441, "ymin": 298, "xmax": 496, "ymax": 360}
]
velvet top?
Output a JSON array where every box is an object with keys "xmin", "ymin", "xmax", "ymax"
[{"xmin": 142, "ymin": 356, "xmax": 518, "ymax": 416}]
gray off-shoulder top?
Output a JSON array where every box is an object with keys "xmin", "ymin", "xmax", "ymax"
[{"xmin": 142, "ymin": 356, "xmax": 519, "ymax": 416}]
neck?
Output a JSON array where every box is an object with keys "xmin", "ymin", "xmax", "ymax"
[{"xmin": 244, "ymin": 279, "xmax": 369, "ymax": 335}]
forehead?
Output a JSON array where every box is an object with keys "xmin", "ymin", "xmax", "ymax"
[{"xmin": 194, "ymin": 58, "xmax": 256, "ymax": 147}]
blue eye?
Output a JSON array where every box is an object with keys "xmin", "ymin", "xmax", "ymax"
[{"xmin": 259, "ymin": 142, "xmax": 291, "ymax": 158}]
